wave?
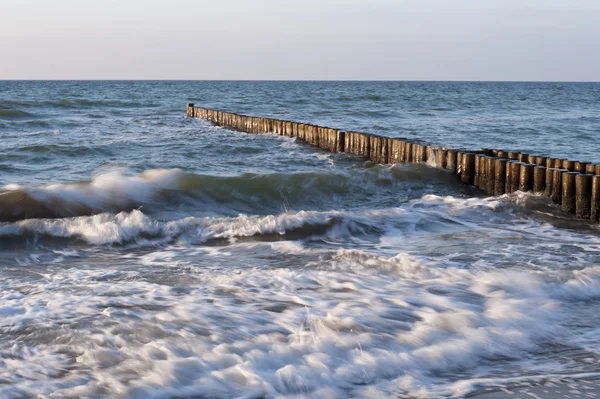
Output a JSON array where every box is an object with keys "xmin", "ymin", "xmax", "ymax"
[
  {"xmin": 0, "ymin": 109, "xmax": 34, "ymax": 119},
  {"xmin": 0, "ymin": 166, "xmax": 462, "ymax": 223},
  {"xmin": 1, "ymin": 192, "xmax": 589, "ymax": 247}
]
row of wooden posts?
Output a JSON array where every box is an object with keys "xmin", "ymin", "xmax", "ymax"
[{"xmin": 187, "ymin": 104, "xmax": 600, "ymax": 222}]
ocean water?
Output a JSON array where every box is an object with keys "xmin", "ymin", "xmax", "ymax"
[{"xmin": 1, "ymin": 81, "xmax": 600, "ymax": 399}]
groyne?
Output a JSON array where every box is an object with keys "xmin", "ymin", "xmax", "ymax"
[{"xmin": 187, "ymin": 103, "xmax": 600, "ymax": 223}]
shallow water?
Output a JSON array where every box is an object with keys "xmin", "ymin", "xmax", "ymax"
[{"xmin": 1, "ymin": 81, "xmax": 600, "ymax": 398}]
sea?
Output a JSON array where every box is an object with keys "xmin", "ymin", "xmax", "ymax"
[{"xmin": 1, "ymin": 81, "xmax": 600, "ymax": 399}]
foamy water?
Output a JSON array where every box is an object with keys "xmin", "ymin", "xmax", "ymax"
[{"xmin": 1, "ymin": 81, "xmax": 600, "ymax": 398}]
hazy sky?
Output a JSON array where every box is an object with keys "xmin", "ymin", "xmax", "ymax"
[{"xmin": 1, "ymin": 0, "xmax": 599, "ymax": 80}]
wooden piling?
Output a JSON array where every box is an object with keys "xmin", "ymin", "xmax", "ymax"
[
  {"xmin": 535, "ymin": 156, "xmax": 546, "ymax": 167},
  {"xmin": 494, "ymin": 158, "xmax": 507, "ymax": 196},
  {"xmin": 591, "ymin": 176, "xmax": 600, "ymax": 222},
  {"xmin": 447, "ymin": 150, "xmax": 458, "ymax": 172},
  {"xmin": 563, "ymin": 160, "xmax": 575, "ymax": 172},
  {"xmin": 518, "ymin": 153, "xmax": 529, "ymax": 162},
  {"xmin": 507, "ymin": 152, "xmax": 520, "ymax": 160},
  {"xmin": 562, "ymin": 171, "xmax": 578, "ymax": 214},
  {"xmin": 461, "ymin": 153, "xmax": 475, "ymax": 184},
  {"xmin": 486, "ymin": 157, "xmax": 496, "ymax": 194},
  {"xmin": 575, "ymin": 162, "xmax": 589, "ymax": 174},
  {"xmin": 533, "ymin": 166, "xmax": 546, "ymax": 193},
  {"xmin": 475, "ymin": 155, "xmax": 484, "ymax": 188},
  {"xmin": 437, "ymin": 148, "xmax": 448, "ymax": 169},
  {"xmin": 575, "ymin": 174, "xmax": 593, "ymax": 219},
  {"xmin": 519, "ymin": 163, "xmax": 535, "ymax": 192},
  {"xmin": 509, "ymin": 162, "xmax": 522, "ymax": 193},
  {"xmin": 551, "ymin": 169, "xmax": 565, "ymax": 204},
  {"xmin": 544, "ymin": 168, "xmax": 555, "ymax": 197},
  {"xmin": 586, "ymin": 163, "xmax": 596, "ymax": 175}
]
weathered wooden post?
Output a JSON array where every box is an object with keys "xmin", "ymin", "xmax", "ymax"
[
  {"xmin": 575, "ymin": 174, "xmax": 593, "ymax": 219},
  {"xmin": 551, "ymin": 169, "xmax": 565, "ymax": 204},
  {"xmin": 486, "ymin": 157, "xmax": 496, "ymax": 194},
  {"xmin": 586, "ymin": 164, "xmax": 597, "ymax": 174},
  {"xmin": 447, "ymin": 150, "xmax": 458, "ymax": 173},
  {"xmin": 533, "ymin": 166, "xmax": 546, "ymax": 193},
  {"xmin": 437, "ymin": 148, "xmax": 448, "ymax": 169},
  {"xmin": 563, "ymin": 160, "xmax": 575, "ymax": 172},
  {"xmin": 519, "ymin": 163, "xmax": 534, "ymax": 192},
  {"xmin": 494, "ymin": 158, "xmax": 507, "ymax": 196},
  {"xmin": 509, "ymin": 162, "xmax": 521, "ymax": 193},
  {"xmin": 535, "ymin": 156, "xmax": 546, "ymax": 167},
  {"xmin": 186, "ymin": 103, "xmax": 194, "ymax": 117},
  {"xmin": 475, "ymin": 154, "xmax": 484, "ymax": 188},
  {"xmin": 591, "ymin": 176, "xmax": 600, "ymax": 222},
  {"xmin": 544, "ymin": 168, "xmax": 555, "ymax": 197},
  {"xmin": 461, "ymin": 153, "xmax": 475, "ymax": 184},
  {"xmin": 574, "ymin": 162, "xmax": 589, "ymax": 174},
  {"xmin": 562, "ymin": 171, "xmax": 578, "ymax": 214},
  {"xmin": 508, "ymin": 152, "xmax": 520, "ymax": 160},
  {"xmin": 518, "ymin": 153, "xmax": 529, "ymax": 162},
  {"xmin": 338, "ymin": 131, "xmax": 346, "ymax": 153}
]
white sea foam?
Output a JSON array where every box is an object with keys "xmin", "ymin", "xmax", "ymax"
[{"xmin": 1, "ymin": 246, "xmax": 599, "ymax": 398}]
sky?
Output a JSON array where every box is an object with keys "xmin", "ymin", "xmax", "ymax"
[{"xmin": 1, "ymin": 0, "xmax": 599, "ymax": 81}]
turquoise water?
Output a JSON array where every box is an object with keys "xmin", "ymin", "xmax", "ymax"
[{"xmin": 1, "ymin": 81, "xmax": 600, "ymax": 398}]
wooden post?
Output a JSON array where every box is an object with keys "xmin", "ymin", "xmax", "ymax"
[
  {"xmin": 186, "ymin": 103, "xmax": 194, "ymax": 117},
  {"xmin": 586, "ymin": 163, "xmax": 596, "ymax": 174},
  {"xmin": 527, "ymin": 155, "xmax": 537, "ymax": 165},
  {"xmin": 519, "ymin": 163, "xmax": 534, "ymax": 192},
  {"xmin": 563, "ymin": 160, "xmax": 575, "ymax": 171},
  {"xmin": 338, "ymin": 131, "xmax": 346, "ymax": 153},
  {"xmin": 535, "ymin": 156, "xmax": 546, "ymax": 166},
  {"xmin": 494, "ymin": 158, "xmax": 507, "ymax": 196},
  {"xmin": 518, "ymin": 153, "xmax": 529, "ymax": 162},
  {"xmin": 544, "ymin": 168, "xmax": 555, "ymax": 197},
  {"xmin": 486, "ymin": 157, "xmax": 496, "ymax": 194},
  {"xmin": 475, "ymin": 155, "xmax": 484, "ymax": 188},
  {"xmin": 461, "ymin": 153, "xmax": 475, "ymax": 184},
  {"xmin": 562, "ymin": 171, "xmax": 578, "ymax": 214},
  {"xmin": 574, "ymin": 162, "xmax": 589, "ymax": 174},
  {"xmin": 575, "ymin": 174, "xmax": 593, "ymax": 219},
  {"xmin": 551, "ymin": 169, "xmax": 565, "ymax": 204},
  {"xmin": 591, "ymin": 176, "xmax": 600, "ymax": 222},
  {"xmin": 447, "ymin": 150, "xmax": 457, "ymax": 172},
  {"xmin": 437, "ymin": 148, "xmax": 448, "ymax": 169},
  {"xmin": 533, "ymin": 166, "xmax": 545, "ymax": 193},
  {"xmin": 507, "ymin": 152, "xmax": 520, "ymax": 160},
  {"xmin": 404, "ymin": 142, "xmax": 413, "ymax": 163},
  {"xmin": 510, "ymin": 162, "xmax": 522, "ymax": 193},
  {"xmin": 497, "ymin": 150, "xmax": 508, "ymax": 159}
]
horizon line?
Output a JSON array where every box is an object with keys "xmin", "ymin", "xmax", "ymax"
[{"xmin": 1, "ymin": 79, "xmax": 600, "ymax": 84}]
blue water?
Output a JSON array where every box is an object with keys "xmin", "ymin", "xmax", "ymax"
[{"xmin": 1, "ymin": 81, "xmax": 600, "ymax": 399}]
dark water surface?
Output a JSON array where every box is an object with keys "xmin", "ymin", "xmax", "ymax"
[{"xmin": 1, "ymin": 81, "xmax": 600, "ymax": 399}]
